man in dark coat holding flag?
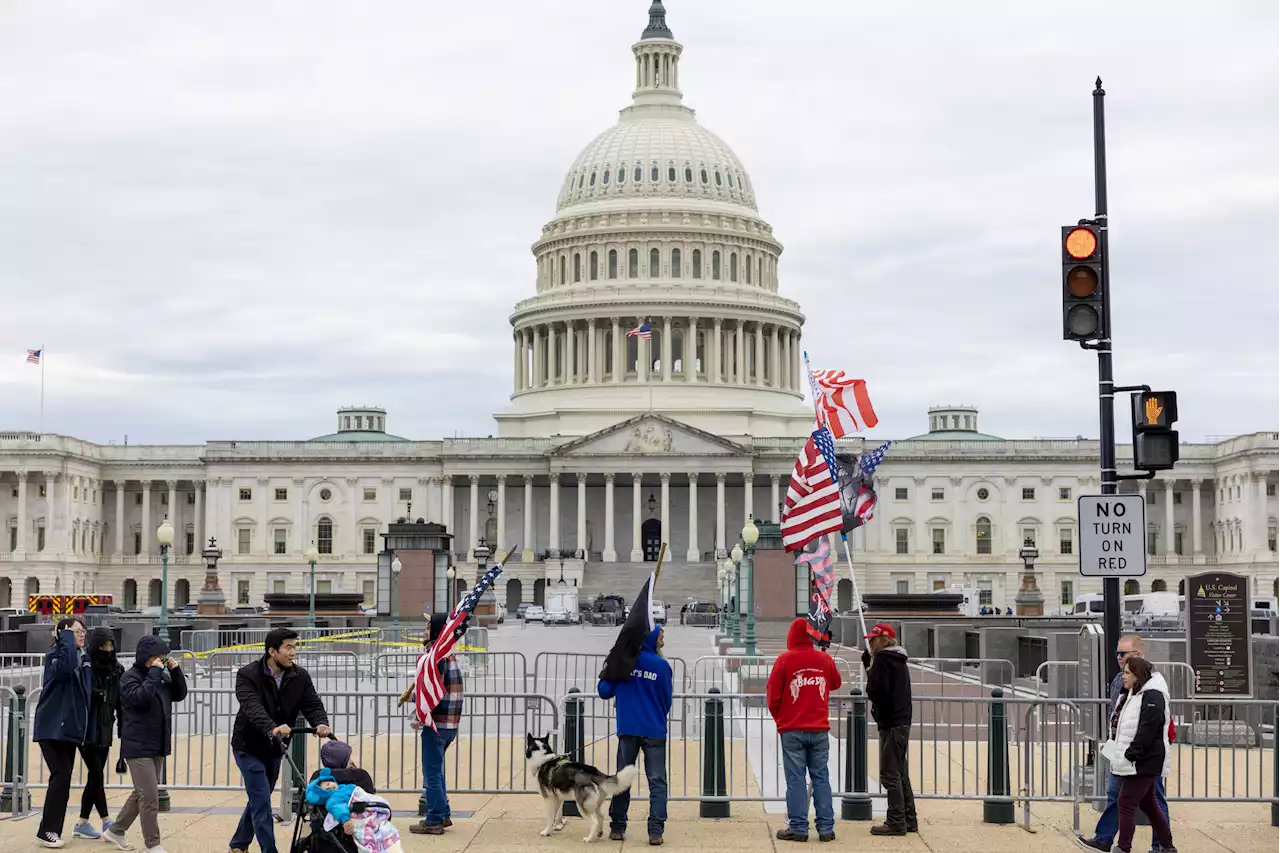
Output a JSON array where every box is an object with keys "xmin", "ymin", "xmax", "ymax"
[{"xmin": 597, "ymin": 572, "xmax": 673, "ymax": 846}]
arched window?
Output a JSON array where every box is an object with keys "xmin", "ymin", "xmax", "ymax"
[
  {"xmin": 317, "ymin": 519, "xmax": 334, "ymax": 554},
  {"xmin": 1151, "ymin": 579, "xmax": 1168, "ymax": 592},
  {"xmin": 602, "ymin": 168, "xmax": 609, "ymax": 186},
  {"xmin": 714, "ymin": 170, "xmax": 722, "ymax": 186},
  {"xmin": 1178, "ymin": 579, "xmax": 1186, "ymax": 595},
  {"xmin": 745, "ymin": 253, "xmax": 752, "ymax": 284},
  {"xmin": 730, "ymin": 252, "xmax": 738, "ymax": 282},
  {"xmin": 692, "ymin": 249, "xmax": 702, "ymax": 279},
  {"xmin": 573, "ymin": 253, "xmax": 581, "ymax": 282},
  {"xmin": 628, "ymin": 249, "xmax": 639, "ymax": 278},
  {"xmin": 649, "ymin": 248, "xmax": 660, "ymax": 276},
  {"xmin": 758, "ymin": 257, "xmax": 764, "ymax": 286},
  {"xmin": 684, "ymin": 166, "xmax": 693, "ymax": 183},
  {"xmin": 589, "ymin": 171, "xmax": 596, "ymax": 187},
  {"xmin": 636, "ymin": 166, "xmax": 643, "ymax": 182},
  {"xmin": 619, "ymin": 166, "xmax": 626, "ymax": 184},
  {"xmin": 712, "ymin": 250, "xmax": 721, "ymax": 280},
  {"xmin": 727, "ymin": 173, "xmax": 734, "ymax": 187},
  {"xmin": 671, "ymin": 248, "xmax": 682, "ymax": 278},
  {"xmin": 667, "ymin": 166, "xmax": 676, "ymax": 182},
  {"xmin": 589, "ymin": 251, "xmax": 598, "ymax": 280},
  {"xmin": 1123, "ymin": 579, "xmax": 1140, "ymax": 595},
  {"xmin": 608, "ymin": 250, "xmax": 618, "ymax": 279},
  {"xmin": 700, "ymin": 168, "xmax": 708, "ymax": 184},
  {"xmin": 559, "ymin": 254, "xmax": 566, "ymax": 285},
  {"xmin": 975, "ymin": 517, "xmax": 992, "ymax": 554},
  {"xmin": 650, "ymin": 165, "xmax": 659, "ymax": 182}
]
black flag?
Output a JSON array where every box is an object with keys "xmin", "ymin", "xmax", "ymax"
[{"xmin": 599, "ymin": 571, "xmax": 656, "ymax": 683}]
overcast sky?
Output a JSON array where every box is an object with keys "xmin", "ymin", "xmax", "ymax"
[{"xmin": 1, "ymin": 1, "xmax": 1275, "ymax": 445}]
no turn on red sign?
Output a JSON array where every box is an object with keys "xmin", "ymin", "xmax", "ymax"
[{"xmin": 1077, "ymin": 494, "xmax": 1147, "ymax": 578}]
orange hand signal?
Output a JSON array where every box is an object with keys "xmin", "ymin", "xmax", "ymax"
[{"xmin": 1144, "ymin": 396, "xmax": 1163, "ymax": 425}]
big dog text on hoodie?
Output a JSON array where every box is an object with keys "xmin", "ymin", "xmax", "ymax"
[{"xmin": 766, "ymin": 618, "xmax": 843, "ymax": 732}]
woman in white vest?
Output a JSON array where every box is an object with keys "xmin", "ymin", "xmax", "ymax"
[{"xmin": 1100, "ymin": 657, "xmax": 1177, "ymax": 853}]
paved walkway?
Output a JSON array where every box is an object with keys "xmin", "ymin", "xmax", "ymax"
[{"xmin": 0, "ymin": 790, "xmax": 1273, "ymax": 852}]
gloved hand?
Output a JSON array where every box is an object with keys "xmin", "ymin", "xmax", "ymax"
[{"xmin": 860, "ymin": 649, "xmax": 872, "ymax": 670}]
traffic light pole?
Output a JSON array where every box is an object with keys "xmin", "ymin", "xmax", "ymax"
[{"xmin": 1087, "ymin": 78, "xmax": 1122, "ymax": 685}]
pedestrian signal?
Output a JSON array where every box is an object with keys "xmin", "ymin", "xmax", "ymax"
[
  {"xmin": 1062, "ymin": 224, "xmax": 1106, "ymax": 341},
  {"xmin": 1131, "ymin": 390, "xmax": 1179, "ymax": 471}
]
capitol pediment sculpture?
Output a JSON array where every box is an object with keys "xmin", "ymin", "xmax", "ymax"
[{"xmin": 623, "ymin": 423, "xmax": 674, "ymax": 454}]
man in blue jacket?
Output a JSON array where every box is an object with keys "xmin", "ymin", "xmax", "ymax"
[{"xmin": 597, "ymin": 626, "xmax": 672, "ymax": 846}]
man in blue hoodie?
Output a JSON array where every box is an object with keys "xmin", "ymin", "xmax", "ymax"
[{"xmin": 597, "ymin": 626, "xmax": 672, "ymax": 846}]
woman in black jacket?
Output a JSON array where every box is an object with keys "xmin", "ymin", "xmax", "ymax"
[
  {"xmin": 32, "ymin": 616, "xmax": 91, "ymax": 848},
  {"xmin": 103, "ymin": 634, "xmax": 187, "ymax": 853},
  {"xmin": 73, "ymin": 627, "xmax": 124, "ymax": 841}
]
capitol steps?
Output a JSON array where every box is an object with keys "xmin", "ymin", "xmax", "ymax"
[{"xmin": 580, "ymin": 561, "xmax": 719, "ymax": 605}]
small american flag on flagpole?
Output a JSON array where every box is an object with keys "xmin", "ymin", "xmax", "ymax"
[
  {"xmin": 626, "ymin": 320, "xmax": 652, "ymax": 340},
  {"xmin": 413, "ymin": 561, "xmax": 504, "ymax": 729},
  {"xmin": 26, "ymin": 349, "xmax": 41, "ymax": 365},
  {"xmin": 780, "ymin": 428, "xmax": 844, "ymax": 551},
  {"xmin": 810, "ymin": 369, "xmax": 877, "ymax": 437}
]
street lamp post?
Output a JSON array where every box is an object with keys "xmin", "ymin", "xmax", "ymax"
[
  {"xmin": 742, "ymin": 515, "xmax": 759, "ymax": 656},
  {"xmin": 729, "ymin": 544, "xmax": 743, "ymax": 646},
  {"xmin": 305, "ymin": 543, "xmax": 320, "ymax": 628},
  {"xmin": 1015, "ymin": 537, "xmax": 1045, "ymax": 617},
  {"xmin": 391, "ymin": 555, "xmax": 402, "ymax": 629},
  {"xmin": 716, "ymin": 564, "xmax": 727, "ymax": 632},
  {"xmin": 446, "ymin": 566, "xmax": 456, "ymax": 612},
  {"xmin": 156, "ymin": 517, "xmax": 174, "ymax": 634}
]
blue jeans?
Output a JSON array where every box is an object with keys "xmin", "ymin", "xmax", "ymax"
[
  {"xmin": 230, "ymin": 751, "xmax": 282, "ymax": 853},
  {"xmin": 780, "ymin": 731, "xmax": 835, "ymax": 836},
  {"xmin": 1094, "ymin": 773, "xmax": 1168, "ymax": 846},
  {"xmin": 421, "ymin": 727, "xmax": 458, "ymax": 824},
  {"xmin": 608, "ymin": 735, "xmax": 667, "ymax": 838}
]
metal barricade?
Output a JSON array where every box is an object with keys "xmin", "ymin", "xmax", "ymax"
[
  {"xmin": 689, "ymin": 654, "xmax": 862, "ymax": 695},
  {"xmin": 371, "ymin": 651, "xmax": 527, "ymax": 696},
  {"xmin": 202, "ymin": 650, "xmax": 363, "ymax": 694},
  {"xmin": 0, "ymin": 655, "xmax": 48, "ymax": 693},
  {"xmin": 911, "ymin": 657, "xmax": 1016, "ymax": 695},
  {"xmin": 532, "ymin": 651, "xmax": 688, "ymax": 697}
]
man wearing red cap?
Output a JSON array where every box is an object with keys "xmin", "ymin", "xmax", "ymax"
[{"xmin": 861, "ymin": 624, "xmax": 917, "ymax": 835}]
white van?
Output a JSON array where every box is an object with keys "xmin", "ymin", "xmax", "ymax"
[{"xmin": 1070, "ymin": 594, "xmax": 1104, "ymax": 617}]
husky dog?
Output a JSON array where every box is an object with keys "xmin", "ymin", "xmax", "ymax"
[{"xmin": 525, "ymin": 733, "xmax": 639, "ymax": 843}]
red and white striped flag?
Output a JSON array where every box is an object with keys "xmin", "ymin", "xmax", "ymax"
[
  {"xmin": 413, "ymin": 562, "xmax": 503, "ymax": 729},
  {"xmin": 780, "ymin": 430, "xmax": 844, "ymax": 552},
  {"xmin": 810, "ymin": 370, "xmax": 877, "ymax": 437}
]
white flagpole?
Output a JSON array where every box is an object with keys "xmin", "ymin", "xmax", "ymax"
[
  {"xmin": 839, "ymin": 534, "xmax": 870, "ymax": 642},
  {"xmin": 39, "ymin": 343, "xmax": 45, "ymax": 435}
]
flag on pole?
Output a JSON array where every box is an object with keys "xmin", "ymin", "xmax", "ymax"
[
  {"xmin": 810, "ymin": 370, "xmax": 877, "ymax": 437},
  {"xmin": 835, "ymin": 441, "xmax": 891, "ymax": 532},
  {"xmin": 626, "ymin": 320, "xmax": 652, "ymax": 340},
  {"xmin": 781, "ymin": 428, "xmax": 844, "ymax": 551},
  {"xmin": 794, "ymin": 538, "xmax": 835, "ymax": 646},
  {"xmin": 26, "ymin": 349, "xmax": 41, "ymax": 364},
  {"xmin": 599, "ymin": 545, "xmax": 664, "ymax": 682},
  {"xmin": 413, "ymin": 561, "xmax": 504, "ymax": 729}
]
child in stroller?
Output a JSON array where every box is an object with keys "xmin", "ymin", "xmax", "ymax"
[{"xmin": 304, "ymin": 741, "xmax": 402, "ymax": 853}]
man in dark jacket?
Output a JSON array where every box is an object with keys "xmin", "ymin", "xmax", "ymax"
[
  {"xmin": 767, "ymin": 618, "xmax": 842, "ymax": 843},
  {"xmin": 861, "ymin": 624, "xmax": 916, "ymax": 836},
  {"xmin": 104, "ymin": 634, "xmax": 187, "ymax": 853},
  {"xmin": 229, "ymin": 628, "xmax": 330, "ymax": 853},
  {"xmin": 598, "ymin": 626, "xmax": 672, "ymax": 846}
]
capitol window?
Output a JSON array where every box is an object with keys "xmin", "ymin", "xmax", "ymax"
[
  {"xmin": 649, "ymin": 248, "xmax": 660, "ymax": 276},
  {"xmin": 692, "ymin": 249, "xmax": 702, "ymax": 278},
  {"xmin": 636, "ymin": 166, "xmax": 643, "ymax": 182},
  {"xmin": 609, "ymin": 250, "xmax": 618, "ymax": 278},
  {"xmin": 727, "ymin": 173, "xmax": 734, "ymax": 187},
  {"xmin": 671, "ymin": 248, "xmax": 681, "ymax": 278},
  {"xmin": 560, "ymin": 255, "xmax": 566, "ymax": 285},
  {"xmin": 730, "ymin": 252, "xmax": 738, "ymax": 282},
  {"xmin": 317, "ymin": 519, "xmax": 334, "ymax": 554},
  {"xmin": 1059, "ymin": 487, "xmax": 1072, "ymax": 500},
  {"xmin": 745, "ymin": 253, "xmax": 752, "ymax": 284},
  {"xmin": 711, "ymin": 250, "xmax": 721, "ymax": 279},
  {"xmin": 629, "ymin": 249, "xmax": 639, "ymax": 277},
  {"xmin": 977, "ymin": 487, "xmax": 989, "ymax": 501},
  {"xmin": 618, "ymin": 166, "xmax": 626, "ymax": 184},
  {"xmin": 975, "ymin": 516, "xmax": 992, "ymax": 553},
  {"xmin": 668, "ymin": 166, "xmax": 676, "ymax": 182},
  {"xmin": 714, "ymin": 170, "xmax": 722, "ymax": 186},
  {"xmin": 700, "ymin": 168, "xmax": 708, "ymax": 184},
  {"xmin": 590, "ymin": 251, "xmax": 599, "ymax": 280},
  {"xmin": 574, "ymin": 253, "xmax": 581, "ymax": 282},
  {"xmin": 1022, "ymin": 487, "xmax": 1036, "ymax": 501},
  {"xmin": 684, "ymin": 167, "xmax": 692, "ymax": 183},
  {"xmin": 931, "ymin": 488, "xmax": 944, "ymax": 501},
  {"xmin": 932, "ymin": 528, "xmax": 946, "ymax": 554},
  {"xmin": 589, "ymin": 171, "xmax": 596, "ymax": 186},
  {"xmin": 894, "ymin": 487, "xmax": 908, "ymax": 501},
  {"xmin": 577, "ymin": 174, "xmax": 583, "ymax": 188},
  {"xmin": 895, "ymin": 528, "xmax": 909, "ymax": 555},
  {"xmin": 650, "ymin": 165, "xmax": 659, "ymax": 182},
  {"xmin": 602, "ymin": 169, "xmax": 609, "ymax": 185},
  {"xmin": 239, "ymin": 488, "xmax": 252, "ymax": 502},
  {"xmin": 319, "ymin": 488, "xmax": 332, "ymax": 502}
]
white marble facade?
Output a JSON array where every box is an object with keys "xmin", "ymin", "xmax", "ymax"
[{"xmin": 1, "ymin": 4, "xmax": 1276, "ymax": 614}]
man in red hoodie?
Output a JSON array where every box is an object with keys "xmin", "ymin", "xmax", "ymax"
[{"xmin": 766, "ymin": 618, "xmax": 843, "ymax": 843}]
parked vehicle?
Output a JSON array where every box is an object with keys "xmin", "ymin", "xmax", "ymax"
[
  {"xmin": 524, "ymin": 605, "xmax": 545, "ymax": 623},
  {"xmin": 651, "ymin": 599, "xmax": 667, "ymax": 625},
  {"xmin": 546, "ymin": 589, "xmax": 580, "ymax": 625},
  {"xmin": 683, "ymin": 601, "xmax": 719, "ymax": 627},
  {"xmin": 590, "ymin": 599, "xmax": 622, "ymax": 626},
  {"xmin": 517, "ymin": 602, "xmax": 533, "ymax": 620},
  {"xmin": 1069, "ymin": 594, "xmax": 1104, "ymax": 617}
]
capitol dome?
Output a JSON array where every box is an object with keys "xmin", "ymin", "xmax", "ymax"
[{"xmin": 497, "ymin": 1, "xmax": 815, "ymax": 440}]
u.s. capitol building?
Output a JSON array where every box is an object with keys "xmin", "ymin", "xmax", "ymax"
[{"xmin": 1, "ymin": 3, "xmax": 1276, "ymax": 616}]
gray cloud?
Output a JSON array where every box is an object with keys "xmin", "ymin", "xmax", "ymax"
[{"xmin": 0, "ymin": 0, "xmax": 1274, "ymax": 444}]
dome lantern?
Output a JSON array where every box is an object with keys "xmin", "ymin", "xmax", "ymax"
[
  {"xmin": 631, "ymin": 1, "xmax": 683, "ymax": 109},
  {"xmin": 641, "ymin": 0, "xmax": 673, "ymax": 40}
]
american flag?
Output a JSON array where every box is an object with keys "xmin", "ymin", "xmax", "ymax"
[
  {"xmin": 26, "ymin": 349, "xmax": 41, "ymax": 365},
  {"xmin": 847, "ymin": 441, "xmax": 891, "ymax": 530},
  {"xmin": 413, "ymin": 562, "xmax": 503, "ymax": 729},
  {"xmin": 626, "ymin": 320, "xmax": 652, "ymax": 339},
  {"xmin": 780, "ymin": 428, "xmax": 843, "ymax": 551},
  {"xmin": 810, "ymin": 370, "xmax": 877, "ymax": 437},
  {"xmin": 795, "ymin": 538, "xmax": 835, "ymax": 646}
]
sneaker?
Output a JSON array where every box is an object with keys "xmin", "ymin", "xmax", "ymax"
[
  {"xmin": 74, "ymin": 820, "xmax": 102, "ymax": 840},
  {"xmin": 609, "ymin": 830, "xmax": 625, "ymax": 841},
  {"xmin": 408, "ymin": 821, "xmax": 444, "ymax": 836},
  {"xmin": 870, "ymin": 823, "xmax": 907, "ymax": 836},
  {"xmin": 1077, "ymin": 837, "xmax": 1111, "ymax": 852},
  {"xmin": 35, "ymin": 831, "xmax": 65, "ymax": 849},
  {"xmin": 443, "ymin": 817, "xmax": 453, "ymax": 828},
  {"xmin": 102, "ymin": 829, "xmax": 135, "ymax": 851},
  {"xmin": 103, "ymin": 820, "xmax": 115, "ymax": 836},
  {"xmin": 776, "ymin": 828, "xmax": 809, "ymax": 842},
  {"xmin": 648, "ymin": 837, "xmax": 663, "ymax": 847},
  {"xmin": 819, "ymin": 831, "xmax": 836, "ymax": 842}
]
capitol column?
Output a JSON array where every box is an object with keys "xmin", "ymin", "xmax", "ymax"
[
  {"xmin": 167, "ymin": 479, "xmax": 179, "ymax": 544},
  {"xmin": 513, "ymin": 331, "xmax": 522, "ymax": 393},
  {"xmin": 565, "ymin": 321, "xmax": 576, "ymax": 385},
  {"xmin": 548, "ymin": 474, "xmax": 561, "ymax": 558},
  {"xmin": 662, "ymin": 317, "xmax": 672, "ymax": 381},
  {"xmin": 1163, "ymin": 479, "xmax": 1176, "ymax": 562},
  {"xmin": 441, "ymin": 477, "xmax": 454, "ymax": 540},
  {"xmin": 547, "ymin": 324, "xmax": 558, "ymax": 385},
  {"xmin": 522, "ymin": 475, "xmax": 535, "ymax": 563},
  {"xmin": 111, "ymin": 480, "xmax": 125, "ymax": 559},
  {"xmin": 1190, "ymin": 478, "xmax": 1204, "ymax": 562},
  {"xmin": 193, "ymin": 481, "xmax": 204, "ymax": 555},
  {"xmin": 754, "ymin": 324, "xmax": 764, "ymax": 386},
  {"xmin": 715, "ymin": 473, "xmax": 726, "ymax": 558},
  {"xmin": 734, "ymin": 322, "xmax": 745, "ymax": 384},
  {"xmin": 782, "ymin": 331, "xmax": 792, "ymax": 391},
  {"xmin": 495, "ymin": 475, "xmax": 506, "ymax": 552},
  {"xmin": 611, "ymin": 317, "xmax": 622, "ymax": 384},
  {"xmin": 532, "ymin": 326, "xmax": 543, "ymax": 387},
  {"xmin": 711, "ymin": 319, "xmax": 722, "ymax": 384},
  {"xmin": 686, "ymin": 318, "xmax": 698, "ymax": 382},
  {"xmin": 467, "ymin": 475, "xmax": 480, "ymax": 562},
  {"xmin": 743, "ymin": 473, "xmax": 754, "ymax": 526},
  {"xmin": 603, "ymin": 474, "xmax": 617, "ymax": 562},
  {"xmin": 1253, "ymin": 472, "xmax": 1269, "ymax": 556},
  {"xmin": 587, "ymin": 319, "xmax": 598, "ymax": 384},
  {"xmin": 770, "ymin": 475, "xmax": 780, "ymax": 521},
  {"xmin": 15, "ymin": 472, "xmax": 29, "ymax": 556},
  {"xmin": 686, "ymin": 473, "xmax": 699, "ymax": 562},
  {"xmin": 630, "ymin": 474, "xmax": 644, "ymax": 561},
  {"xmin": 139, "ymin": 480, "xmax": 151, "ymax": 559},
  {"xmin": 576, "ymin": 473, "xmax": 588, "ymax": 557},
  {"xmin": 659, "ymin": 473, "xmax": 670, "ymax": 558},
  {"xmin": 770, "ymin": 325, "xmax": 780, "ymax": 386}
]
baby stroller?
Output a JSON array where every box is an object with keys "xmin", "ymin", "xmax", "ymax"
[{"xmin": 281, "ymin": 727, "xmax": 365, "ymax": 853}]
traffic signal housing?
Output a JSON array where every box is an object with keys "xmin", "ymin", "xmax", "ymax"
[
  {"xmin": 1062, "ymin": 224, "xmax": 1106, "ymax": 342},
  {"xmin": 1131, "ymin": 390, "xmax": 1179, "ymax": 471}
]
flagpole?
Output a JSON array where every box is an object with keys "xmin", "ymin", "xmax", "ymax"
[
  {"xmin": 839, "ymin": 535, "xmax": 870, "ymax": 642},
  {"xmin": 39, "ymin": 343, "xmax": 45, "ymax": 434}
]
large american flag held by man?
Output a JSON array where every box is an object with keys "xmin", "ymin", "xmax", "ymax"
[
  {"xmin": 780, "ymin": 427, "xmax": 844, "ymax": 551},
  {"xmin": 413, "ymin": 563, "xmax": 504, "ymax": 728},
  {"xmin": 810, "ymin": 370, "xmax": 877, "ymax": 437}
]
